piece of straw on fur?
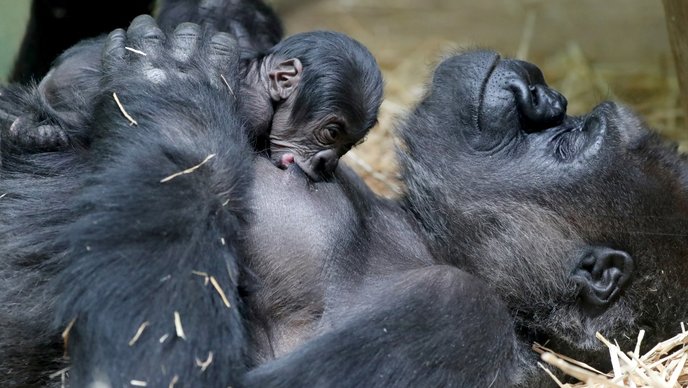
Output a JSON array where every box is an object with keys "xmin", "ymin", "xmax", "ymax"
[
  {"xmin": 112, "ymin": 92, "xmax": 138, "ymax": 126},
  {"xmin": 209, "ymin": 276, "xmax": 231, "ymax": 308},
  {"xmin": 192, "ymin": 270, "xmax": 210, "ymax": 286},
  {"xmin": 124, "ymin": 47, "xmax": 147, "ymax": 56},
  {"xmin": 160, "ymin": 154, "xmax": 216, "ymax": 183},
  {"xmin": 48, "ymin": 367, "xmax": 71, "ymax": 380},
  {"xmin": 61, "ymin": 317, "xmax": 77, "ymax": 352},
  {"xmin": 173, "ymin": 311, "xmax": 186, "ymax": 340},
  {"xmin": 196, "ymin": 351, "xmax": 214, "ymax": 372},
  {"xmin": 128, "ymin": 321, "xmax": 150, "ymax": 346},
  {"xmin": 220, "ymin": 74, "xmax": 236, "ymax": 98}
]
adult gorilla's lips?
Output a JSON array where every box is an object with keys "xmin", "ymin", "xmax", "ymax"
[
  {"xmin": 566, "ymin": 102, "xmax": 609, "ymax": 158},
  {"xmin": 515, "ymin": 101, "xmax": 609, "ymax": 163}
]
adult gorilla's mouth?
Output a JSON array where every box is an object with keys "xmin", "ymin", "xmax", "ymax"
[
  {"xmin": 426, "ymin": 50, "xmax": 613, "ymax": 164},
  {"xmin": 545, "ymin": 105, "xmax": 608, "ymax": 161},
  {"xmin": 471, "ymin": 52, "xmax": 612, "ymax": 161}
]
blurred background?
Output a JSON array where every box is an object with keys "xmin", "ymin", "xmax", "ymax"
[{"xmin": 1, "ymin": 0, "xmax": 684, "ymax": 196}]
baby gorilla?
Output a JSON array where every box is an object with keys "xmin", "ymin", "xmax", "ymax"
[{"xmin": 4, "ymin": 17, "xmax": 383, "ymax": 181}]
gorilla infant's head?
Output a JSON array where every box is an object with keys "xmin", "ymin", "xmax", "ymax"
[{"xmin": 399, "ymin": 50, "xmax": 688, "ymax": 371}]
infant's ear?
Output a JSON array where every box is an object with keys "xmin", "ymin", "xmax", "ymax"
[
  {"xmin": 571, "ymin": 246, "xmax": 634, "ymax": 308},
  {"xmin": 268, "ymin": 58, "xmax": 303, "ymax": 101}
]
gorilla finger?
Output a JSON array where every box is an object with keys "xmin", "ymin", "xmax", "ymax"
[
  {"xmin": 102, "ymin": 29, "xmax": 127, "ymax": 73},
  {"xmin": 205, "ymin": 32, "xmax": 240, "ymax": 92},
  {"xmin": 35, "ymin": 124, "xmax": 70, "ymax": 149},
  {"xmin": 170, "ymin": 23, "xmax": 202, "ymax": 63},
  {"xmin": 207, "ymin": 32, "xmax": 240, "ymax": 76},
  {"xmin": 9, "ymin": 117, "xmax": 68, "ymax": 150},
  {"xmin": 229, "ymin": 22, "xmax": 251, "ymax": 50},
  {"xmin": 198, "ymin": 0, "xmax": 223, "ymax": 25},
  {"xmin": 126, "ymin": 15, "xmax": 165, "ymax": 56}
]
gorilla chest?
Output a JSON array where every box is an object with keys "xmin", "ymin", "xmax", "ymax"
[
  {"xmin": 244, "ymin": 164, "xmax": 352, "ymax": 278},
  {"xmin": 241, "ymin": 163, "xmax": 355, "ymax": 357}
]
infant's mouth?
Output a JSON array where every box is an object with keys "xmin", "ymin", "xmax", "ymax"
[{"xmin": 277, "ymin": 153, "xmax": 295, "ymax": 169}]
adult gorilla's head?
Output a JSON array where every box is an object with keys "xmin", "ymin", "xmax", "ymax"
[{"xmin": 398, "ymin": 50, "xmax": 688, "ymax": 373}]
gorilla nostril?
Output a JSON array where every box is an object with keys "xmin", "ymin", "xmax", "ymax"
[
  {"xmin": 513, "ymin": 82, "xmax": 567, "ymax": 132},
  {"xmin": 529, "ymin": 85, "xmax": 539, "ymax": 106}
]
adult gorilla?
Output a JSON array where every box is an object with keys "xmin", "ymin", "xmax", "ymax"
[{"xmin": 1, "ymin": 13, "xmax": 687, "ymax": 388}]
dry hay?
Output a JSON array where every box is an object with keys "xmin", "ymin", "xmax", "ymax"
[{"xmin": 537, "ymin": 326, "xmax": 688, "ymax": 387}]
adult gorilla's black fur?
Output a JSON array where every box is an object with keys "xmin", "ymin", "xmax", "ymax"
[
  {"xmin": 158, "ymin": 0, "xmax": 283, "ymax": 54},
  {"xmin": 1, "ymin": 15, "xmax": 254, "ymax": 387},
  {"xmin": 1, "ymin": 10, "xmax": 688, "ymax": 388},
  {"xmin": 1, "ymin": 0, "xmax": 286, "ymax": 153}
]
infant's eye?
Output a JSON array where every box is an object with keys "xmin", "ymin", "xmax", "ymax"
[{"xmin": 323, "ymin": 123, "xmax": 342, "ymax": 143}]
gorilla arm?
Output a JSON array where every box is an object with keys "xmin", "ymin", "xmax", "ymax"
[
  {"xmin": 50, "ymin": 17, "xmax": 252, "ymax": 387},
  {"xmin": 246, "ymin": 266, "xmax": 519, "ymax": 388}
]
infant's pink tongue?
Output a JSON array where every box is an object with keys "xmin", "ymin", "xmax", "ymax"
[{"xmin": 280, "ymin": 154, "xmax": 295, "ymax": 167}]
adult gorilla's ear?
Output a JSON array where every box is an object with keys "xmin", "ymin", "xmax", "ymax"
[
  {"xmin": 571, "ymin": 246, "xmax": 634, "ymax": 307},
  {"xmin": 268, "ymin": 58, "xmax": 303, "ymax": 101}
]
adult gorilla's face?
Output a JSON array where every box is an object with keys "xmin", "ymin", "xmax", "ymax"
[
  {"xmin": 406, "ymin": 50, "xmax": 688, "ymax": 244},
  {"xmin": 426, "ymin": 50, "xmax": 688, "ymax": 247},
  {"xmin": 424, "ymin": 51, "xmax": 645, "ymax": 182},
  {"xmin": 400, "ymin": 50, "xmax": 688, "ymax": 359}
]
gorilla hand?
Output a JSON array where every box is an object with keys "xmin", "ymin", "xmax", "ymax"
[
  {"xmin": 101, "ymin": 15, "xmax": 240, "ymax": 104},
  {"xmin": 2, "ymin": 14, "xmax": 241, "ymax": 154},
  {"xmin": 52, "ymin": 16, "xmax": 252, "ymax": 387}
]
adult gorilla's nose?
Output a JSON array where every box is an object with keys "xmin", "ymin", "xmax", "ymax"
[
  {"xmin": 500, "ymin": 59, "xmax": 567, "ymax": 131},
  {"xmin": 426, "ymin": 51, "xmax": 566, "ymax": 152},
  {"xmin": 509, "ymin": 80, "xmax": 567, "ymax": 131},
  {"xmin": 479, "ymin": 59, "xmax": 567, "ymax": 142}
]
